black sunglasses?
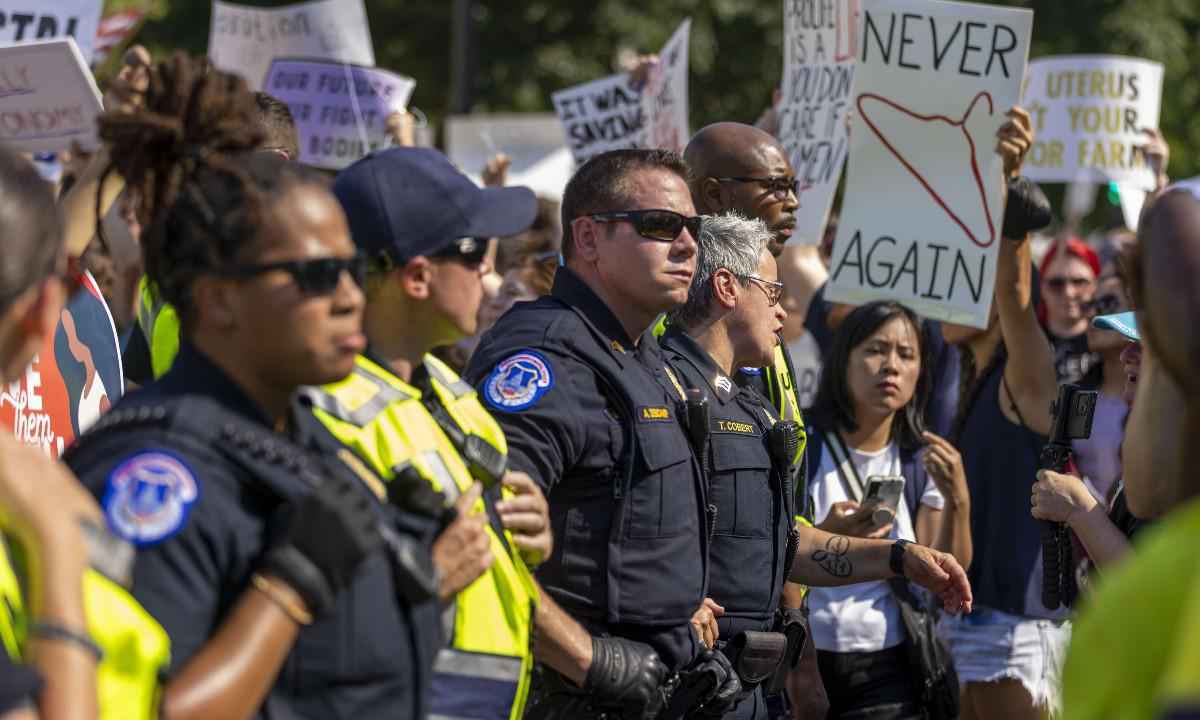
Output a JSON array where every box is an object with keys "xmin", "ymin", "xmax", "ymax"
[
  {"xmin": 216, "ymin": 254, "xmax": 367, "ymax": 295},
  {"xmin": 589, "ymin": 209, "xmax": 703, "ymax": 242},
  {"xmin": 1083, "ymin": 294, "xmax": 1123, "ymax": 316},
  {"xmin": 715, "ymin": 175, "xmax": 803, "ymax": 199},
  {"xmin": 1045, "ymin": 276, "xmax": 1093, "ymax": 292},
  {"xmin": 430, "ymin": 237, "xmax": 489, "ymax": 267}
]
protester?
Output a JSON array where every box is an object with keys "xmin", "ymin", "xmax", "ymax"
[
  {"xmin": 1038, "ymin": 236, "xmax": 1100, "ymax": 386},
  {"xmin": 62, "ymin": 53, "xmax": 441, "ymax": 718}
]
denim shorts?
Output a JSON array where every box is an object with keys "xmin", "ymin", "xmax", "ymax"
[{"xmin": 938, "ymin": 605, "xmax": 1071, "ymax": 716}]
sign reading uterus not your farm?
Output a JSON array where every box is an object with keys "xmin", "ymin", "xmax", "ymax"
[{"xmin": 826, "ymin": 0, "xmax": 1032, "ymax": 329}]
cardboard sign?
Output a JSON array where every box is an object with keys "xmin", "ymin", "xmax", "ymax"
[
  {"xmin": 208, "ymin": 0, "xmax": 374, "ymax": 91},
  {"xmin": 826, "ymin": 0, "xmax": 1032, "ymax": 328},
  {"xmin": 0, "ymin": 273, "xmax": 123, "ymax": 458},
  {"xmin": 779, "ymin": 0, "xmax": 859, "ymax": 245},
  {"xmin": 264, "ymin": 58, "xmax": 414, "ymax": 170},
  {"xmin": 0, "ymin": 38, "xmax": 103, "ymax": 154},
  {"xmin": 445, "ymin": 113, "xmax": 575, "ymax": 199},
  {"xmin": 0, "ymin": 0, "xmax": 102, "ymax": 64},
  {"xmin": 1021, "ymin": 55, "xmax": 1164, "ymax": 189},
  {"xmin": 553, "ymin": 18, "xmax": 691, "ymax": 165}
]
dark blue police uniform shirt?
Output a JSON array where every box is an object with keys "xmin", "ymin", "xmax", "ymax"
[
  {"xmin": 660, "ymin": 327, "xmax": 791, "ymax": 638},
  {"xmin": 465, "ymin": 267, "xmax": 708, "ymax": 672},
  {"xmin": 63, "ymin": 343, "xmax": 440, "ymax": 719}
]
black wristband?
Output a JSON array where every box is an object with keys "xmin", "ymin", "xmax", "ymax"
[
  {"xmin": 28, "ymin": 621, "xmax": 103, "ymax": 661},
  {"xmin": 890, "ymin": 539, "xmax": 912, "ymax": 578},
  {"xmin": 1001, "ymin": 175, "xmax": 1052, "ymax": 239}
]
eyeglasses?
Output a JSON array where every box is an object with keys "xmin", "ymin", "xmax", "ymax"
[
  {"xmin": 589, "ymin": 209, "xmax": 703, "ymax": 242},
  {"xmin": 429, "ymin": 237, "xmax": 489, "ymax": 267},
  {"xmin": 740, "ymin": 273, "xmax": 784, "ymax": 306},
  {"xmin": 216, "ymin": 254, "xmax": 367, "ymax": 295},
  {"xmin": 715, "ymin": 175, "xmax": 803, "ymax": 199},
  {"xmin": 1045, "ymin": 276, "xmax": 1094, "ymax": 293},
  {"xmin": 1083, "ymin": 294, "xmax": 1123, "ymax": 316}
]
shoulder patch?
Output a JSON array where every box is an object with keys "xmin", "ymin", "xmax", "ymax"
[
  {"xmin": 102, "ymin": 451, "xmax": 199, "ymax": 547},
  {"xmin": 739, "ymin": 366, "xmax": 764, "ymax": 376},
  {"xmin": 483, "ymin": 350, "xmax": 555, "ymax": 412}
]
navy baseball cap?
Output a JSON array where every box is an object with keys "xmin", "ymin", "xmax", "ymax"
[
  {"xmin": 332, "ymin": 147, "xmax": 537, "ymax": 264},
  {"xmin": 1092, "ymin": 311, "xmax": 1139, "ymax": 342}
]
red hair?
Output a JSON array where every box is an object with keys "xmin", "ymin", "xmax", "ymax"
[{"xmin": 1038, "ymin": 236, "xmax": 1101, "ymax": 325}]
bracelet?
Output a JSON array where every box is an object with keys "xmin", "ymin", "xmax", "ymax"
[
  {"xmin": 252, "ymin": 573, "xmax": 314, "ymax": 626},
  {"xmin": 890, "ymin": 539, "xmax": 912, "ymax": 578},
  {"xmin": 28, "ymin": 621, "xmax": 103, "ymax": 661}
]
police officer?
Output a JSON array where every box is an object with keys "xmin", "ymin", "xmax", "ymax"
[
  {"xmin": 63, "ymin": 55, "xmax": 440, "ymax": 719},
  {"xmin": 466, "ymin": 149, "xmax": 742, "ymax": 719},
  {"xmin": 306, "ymin": 146, "xmax": 601, "ymax": 719},
  {"xmin": 661, "ymin": 213, "xmax": 979, "ymax": 720}
]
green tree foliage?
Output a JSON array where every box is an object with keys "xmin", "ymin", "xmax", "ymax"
[{"xmin": 125, "ymin": 0, "xmax": 1199, "ymax": 179}]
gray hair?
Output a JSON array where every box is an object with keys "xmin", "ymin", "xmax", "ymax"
[{"xmin": 670, "ymin": 212, "xmax": 771, "ymax": 329}]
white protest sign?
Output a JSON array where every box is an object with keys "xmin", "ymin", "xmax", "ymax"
[
  {"xmin": 778, "ymin": 0, "xmax": 858, "ymax": 245},
  {"xmin": 0, "ymin": 38, "xmax": 102, "ymax": 154},
  {"xmin": 644, "ymin": 19, "xmax": 691, "ymax": 155},
  {"xmin": 552, "ymin": 18, "xmax": 691, "ymax": 166},
  {"xmin": 446, "ymin": 113, "xmax": 574, "ymax": 199},
  {"xmin": 264, "ymin": 58, "xmax": 414, "ymax": 170},
  {"xmin": 826, "ymin": 0, "xmax": 1032, "ymax": 329},
  {"xmin": 208, "ymin": 0, "xmax": 374, "ymax": 91},
  {"xmin": 0, "ymin": 0, "xmax": 101, "ymax": 64},
  {"xmin": 1021, "ymin": 55, "xmax": 1163, "ymax": 189}
]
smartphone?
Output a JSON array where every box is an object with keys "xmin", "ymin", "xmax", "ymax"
[{"xmin": 864, "ymin": 475, "xmax": 905, "ymax": 526}]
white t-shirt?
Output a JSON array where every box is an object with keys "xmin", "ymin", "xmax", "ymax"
[{"xmin": 808, "ymin": 439, "xmax": 945, "ymax": 653}]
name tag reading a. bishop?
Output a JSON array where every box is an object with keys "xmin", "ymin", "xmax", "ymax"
[{"xmin": 639, "ymin": 406, "xmax": 673, "ymax": 423}]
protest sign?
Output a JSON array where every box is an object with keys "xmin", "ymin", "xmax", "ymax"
[
  {"xmin": 552, "ymin": 18, "xmax": 691, "ymax": 165},
  {"xmin": 446, "ymin": 113, "xmax": 574, "ymax": 199},
  {"xmin": 826, "ymin": 0, "xmax": 1032, "ymax": 329},
  {"xmin": 778, "ymin": 0, "xmax": 858, "ymax": 245},
  {"xmin": 0, "ymin": 38, "xmax": 103, "ymax": 154},
  {"xmin": 0, "ymin": 274, "xmax": 123, "ymax": 458},
  {"xmin": 264, "ymin": 58, "xmax": 414, "ymax": 170},
  {"xmin": 208, "ymin": 0, "xmax": 374, "ymax": 91},
  {"xmin": 92, "ymin": 10, "xmax": 145, "ymax": 66},
  {"xmin": 0, "ymin": 0, "xmax": 102, "ymax": 64},
  {"xmin": 1021, "ymin": 55, "xmax": 1163, "ymax": 189}
]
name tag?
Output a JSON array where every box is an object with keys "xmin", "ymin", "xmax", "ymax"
[
  {"xmin": 639, "ymin": 406, "xmax": 673, "ymax": 422},
  {"xmin": 712, "ymin": 418, "xmax": 759, "ymax": 436}
]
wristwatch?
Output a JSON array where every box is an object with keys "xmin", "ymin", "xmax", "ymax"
[{"xmin": 890, "ymin": 539, "xmax": 912, "ymax": 578}]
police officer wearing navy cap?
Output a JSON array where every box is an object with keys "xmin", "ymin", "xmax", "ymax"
[
  {"xmin": 63, "ymin": 56, "xmax": 440, "ymax": 719},
  {"xmin": 465, "ymin": 149, "xmax": 743, "ymax": 719},
  {"xmin": 660, "ymin": 214, "xmax": 978, "ymax": 720}
]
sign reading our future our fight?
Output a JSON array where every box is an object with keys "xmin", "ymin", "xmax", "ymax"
[
  {"xmin": 0, "ymin": 0, "xmax": 102, "ymax": 63},
  {"xmin": 1020, "ymin": 55, "xmax": 1164, "ymax": 189},
  {"xmin": 826, "ymin": 0, "xmax": 1032, "ymax": 329},
  {"xmin": 265, "ymin": 58, "xmax": 415, "ymax": 170},
  {"xmin": 0, "ymin": 38, "xmax": 103, "ymax": 154},
  {"xmin": 1, "ymin": 273, "xmax": 123, "ymax": 459},
  {"xmin": 552, "ymin": 19, "xmax": 691, "ymax": 166},
  {"xmin": 208, "ymin": 0, "xmax": 375, "ymax": 91},
  {"xmin": 778, "ymin": 0, "xmax": 858, "ymax": 246}
]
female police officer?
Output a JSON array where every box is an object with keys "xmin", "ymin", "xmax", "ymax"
[{"xmin": 62, "ymin": 54, "xmax": 440, "ymax": 719}]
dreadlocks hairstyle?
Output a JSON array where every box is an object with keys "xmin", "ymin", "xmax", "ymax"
[{"xmin": 97, "ymin": 53, "xmax": 328, "ymax": 323}]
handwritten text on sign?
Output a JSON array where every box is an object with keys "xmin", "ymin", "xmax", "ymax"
[
  {"xmin": 779, "ymin": 0, "xmax": 858, "ymax": 245},
  {"xmin": 0, "ymin": 0, "xmax": 102, "ymax": 63},
  {"xmin": 265, "ymin": 58, "xmax": 414, "ymax": 170},
  {"xmin": 1021, "ymin": 55, "xmax": 1163, "ymax": 188},
  {"xmin": 645, "ymin": 19, "xmax": 691, "ymax": 155},
  {"xmin": 0, "ymin": 38, "xmax": 103, "ymax": 154},
  {"xmin": 208, "ymin": 0, "xmax": 374, "ymax": 91},
  {"xmin": 826, "ymin": 0, "xmax": 1032, "ymax": 329}
]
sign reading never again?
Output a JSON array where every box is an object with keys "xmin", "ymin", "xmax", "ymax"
[{"xmin": 826, "ymin": 0, "xmax": 1032, "ymax": 329}]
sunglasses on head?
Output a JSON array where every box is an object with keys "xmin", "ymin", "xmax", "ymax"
[
  {"xmin": 430, "ymin": 237, "xmax": 489, "ymax": 267},
  {"xmin": 589, "ymin": 209, "xmax": 703, "ymax": 242},
  {"xmin": 216, "ymin": 253, "xmax": 367, "ymax": 295},
  {"xmin": 1045, "ymin": 276, "xmax": 1093, "ymax": 292},
  {"xmin": 715, "ymin": 175, "xmax": 803, "ymax": 199}
]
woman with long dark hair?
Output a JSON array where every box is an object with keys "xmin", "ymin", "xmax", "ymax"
[{"xmin": 805, "ymin": 300, "xmax": 972, "ymax": 719}]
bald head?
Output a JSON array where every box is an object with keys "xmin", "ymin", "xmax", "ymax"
[{"xmin": 685, "ymin": 122, "xmax": 799, "ymax": 255}]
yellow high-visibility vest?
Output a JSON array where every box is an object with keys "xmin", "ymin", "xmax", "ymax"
[
  {"xmin": 136, "ymin": 277, "xmax": 180, "ymax": 380},
  {"xmin": 308, "ymin": 353, "xmax": 538, "ymax": 720}
]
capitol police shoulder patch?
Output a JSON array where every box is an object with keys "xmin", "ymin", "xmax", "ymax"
[
  {"xmin": 739, "ymin": 366, "xmax": 764, "ymax": 376},
  {"xmin": 102, "ymin": 450, "xmax": 200, "ymax": 547},
  {"xmin": 483, "ymin": 350, "xmax": 555, "ymax": 412}
]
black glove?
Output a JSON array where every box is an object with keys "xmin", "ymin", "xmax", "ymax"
[
  {"xmin": 261, "ymin": 472, "xmax": 383, "ymax": 618},
  {"xmin": 690, "ymin": 649, "xmax": 743, "ymax": 718},
  {"xmin": 584, "ymin": 636, "xmax": 670, "ymax": 720},
  {"xmin": 1002, "ymin": 175, "xmax": 1052, "ymax": 239}
]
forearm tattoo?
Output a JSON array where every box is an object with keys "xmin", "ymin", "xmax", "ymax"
[{"xmin": 812, "ymin": 535, "xmax": 852, "ymax": 578}]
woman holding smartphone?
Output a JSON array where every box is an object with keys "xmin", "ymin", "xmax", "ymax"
[{"xmin": 805, "ymin": 300, "xmax": 973, "ymax": 719}]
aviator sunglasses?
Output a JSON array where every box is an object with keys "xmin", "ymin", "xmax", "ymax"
[
  {"xmin": 589, "ymin": 209, "xmax": 703, "ymax": 243},
  {"xmin": 215, "ymin": 253, "xmax": 368, "ymax": 295}
]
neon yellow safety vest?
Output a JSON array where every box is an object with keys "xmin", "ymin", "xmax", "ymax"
[
  {"xmin": 0, "ymin": 536, "xmax": 169, "ymax": 719},
  {"xmin": 307, "ymin": 353, "xmax": 539, "ymax": 720},
  {"xmin": 136, "ymin": 276, "xmax": 181, "ymax": 380}
]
